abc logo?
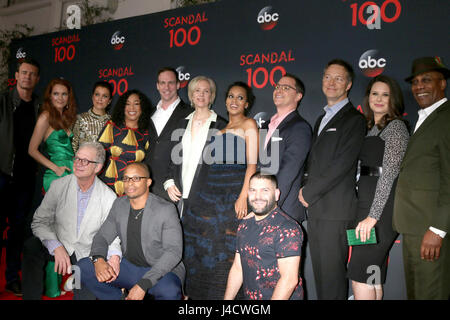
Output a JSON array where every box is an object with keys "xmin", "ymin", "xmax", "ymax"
[
  {"xmin": 176, "ymin": 66, "xmax": 190, "ymax": 88},
  {"xmin": 257, "ymin": 6, "xmax": 279, "ymax": 31},
  {"xmin": 359, "ymin": 49, "xmax": 386, "ymax": 77},
  {"xmin": 111, "ymin": 31, "xmax": 125, "ymax": 50},
  {"xmin": 16, "ymin": 48, "xmax": 26, "ymax": 59}
]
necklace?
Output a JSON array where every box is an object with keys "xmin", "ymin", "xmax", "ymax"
[{"xmin": 134, "ymin": 208, "xmax": 144, "ymax": 220}]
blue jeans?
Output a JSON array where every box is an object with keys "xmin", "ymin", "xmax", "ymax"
[{"xmin": 77, "ymin": 257, "xmax": 182, "ymax": 300}]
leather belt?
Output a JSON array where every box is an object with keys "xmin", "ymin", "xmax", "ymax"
[{"xmin": 360, "ymin": 166, "xmax": 382, "ymax": 176}]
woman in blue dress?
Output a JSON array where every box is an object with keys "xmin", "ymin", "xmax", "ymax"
[{"xmin": 183, "ymin": 81, "xmax": 258, "ymax": 299}]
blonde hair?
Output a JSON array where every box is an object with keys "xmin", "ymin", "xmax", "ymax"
[{"xmin": 187, "ymin": 75, "xmax": 216, "ymax": 108}]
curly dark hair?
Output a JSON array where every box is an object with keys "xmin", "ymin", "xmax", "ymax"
[{"xmin": 110, "ymin": 89, "xmax": 152, "ymax": 131}]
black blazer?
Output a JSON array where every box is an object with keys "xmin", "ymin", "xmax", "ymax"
[
  {"xmin": 144, "ymin": 99, "xmax": 191, "ymax": 200},
  {"xmin": 302, "ymin": 102, "xmax": 366, "ymax": 221},
  {"xmin": 259, "ymin": 110, "xmax": 312, "ymax": 223},
  {"xmin": 165, "ymin": 112, "xmax": 227, "ymax": 202}
]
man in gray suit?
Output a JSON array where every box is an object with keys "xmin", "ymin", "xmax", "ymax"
[
  {"xmin": 22, "ymin": 142, "xmax": 120, "ymax": 299},
  {"xmin": 78, "ymin": 162, "xmax": 185, "ymax": 300}
]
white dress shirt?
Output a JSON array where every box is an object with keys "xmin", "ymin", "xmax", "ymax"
[
  {"xmin": 151, "ymin": 97, "xmax": 180, "ymax": 136},
  {"xmin": 413, "ymin": 97, "xmax": 447, "ymax": 133}
]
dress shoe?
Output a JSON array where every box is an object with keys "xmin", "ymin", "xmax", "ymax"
[{"xmin": 5, "ymin": 280, "xmax": 23, "ymax": 296}]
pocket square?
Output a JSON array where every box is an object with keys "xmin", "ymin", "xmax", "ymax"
[
  {"xmin": 271, "ymin": 137, "xmax": 283, "ymax": 142},
  {"xmin": 326, "ymin": 128, "xmax": 337, "ymax": 132}
]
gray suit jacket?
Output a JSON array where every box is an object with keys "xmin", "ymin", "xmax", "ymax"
[
  {"xmin": 90, "ymin": 193, "xmax": 185, "ymax": 289},
  {"xmin": 32, "ymin": 174, "xmax": 120, "ymax": 260}
]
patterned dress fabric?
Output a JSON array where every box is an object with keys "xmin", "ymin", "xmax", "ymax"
[
  {"xmin": 98, "ymin": 120, "xmax": 149, "ymax": 196},
  {"xmin": 43, "ymin": 129, "xmax": 74, "ymax": 192},
  {"xmin": 71, "ymin": 108, "xmax": 111, "ymax": 152},
  {"xmin": 183, "ymin": 133, "xmax": 247, "ymax": 300},
  {"xmin": 237, "ymin": 207, "xmax": 304, "ymax": 300}
]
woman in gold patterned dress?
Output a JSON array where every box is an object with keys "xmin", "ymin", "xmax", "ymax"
[
  {"xmin": 98, "ymin": 89, "xmax": 152, "ymax": 196},
  {"xmin": 72, "ymin": 81, "xmax": 113, "ymax": 153}
]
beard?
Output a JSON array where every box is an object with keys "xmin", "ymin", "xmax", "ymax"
[{"xmin": 248, "ymin": 195, "xmax": 277, "ymax": 216}]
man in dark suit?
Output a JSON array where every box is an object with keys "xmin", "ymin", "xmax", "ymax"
[
  {"xmin": 77, "ymin": 162, "xmax": 185, "ymax": 300},
  {"xmin": 144, "ymin": 67, "xmax": 190, "ymax": 200},
  {"xmin": 298, "ymin": 59, "xmax": 366, "ymax": 299},
  {"xmin": 393, "ymin": 56, "xmax": 450, "ymax": 300},
  {"xmin": 259, "ymin": 73, "xmax": 312, "ymax": 223}
]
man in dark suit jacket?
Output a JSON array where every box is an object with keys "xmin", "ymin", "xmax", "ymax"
[
  {"xmin": 298, "ymin": 59, "xmax": 366, "ymax": 300},
  {"xmin": 259, "ymin": 73, "xmax": 312, "ymax": 223},
  {"xmin": 77, "ymin": 162, "xmax": 185, "ymax": 300},
  {"xmin": 393, "ymin": 56, "xmax": 450, "ymax": 300},
  {"xmin": 144, "ymin": 67, "xmax": 191, "ymax": 200}
]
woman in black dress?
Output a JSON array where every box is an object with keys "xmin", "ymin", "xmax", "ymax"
[{"xmin": 347, "ymin": 75, "xmax": 409, "ymax": 300}]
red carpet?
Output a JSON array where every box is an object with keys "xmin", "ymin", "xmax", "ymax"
[{"xmin": 0, "ymin": 239, "xmax": 73, "ymax": 300}]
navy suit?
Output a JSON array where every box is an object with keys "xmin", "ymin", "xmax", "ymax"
[{"xmin": 259, "ymin": 110, "xmax": 312, "ymax": 223}]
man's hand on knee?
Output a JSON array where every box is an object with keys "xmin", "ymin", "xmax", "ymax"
[{"xmin": 94, "ymin": 258, "xmax": 117, "ymax": 282}]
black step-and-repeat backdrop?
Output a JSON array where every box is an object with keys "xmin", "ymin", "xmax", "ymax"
[{"xmin": 8, "ymin": 0, "xmax": 449, "ymax": 300}]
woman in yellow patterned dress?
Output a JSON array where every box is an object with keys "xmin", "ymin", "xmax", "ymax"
[{"xmin": 98, "ymin": 90, "xmax": 151, "ymax": 196}]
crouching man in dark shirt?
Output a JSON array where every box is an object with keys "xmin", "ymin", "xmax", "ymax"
[
  {"xmin": 224, "ymin": 172, "xmax": 304, "ymax": 300},
  {"xmin": 77, "ymin": 162, "xmax": 185, "ymax": 300}
]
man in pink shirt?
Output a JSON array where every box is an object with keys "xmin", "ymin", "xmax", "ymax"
[{"xmin": 259, "ymin": 73, "xmax": 312, "ymax": 223}]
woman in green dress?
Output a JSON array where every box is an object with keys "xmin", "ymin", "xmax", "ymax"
[{"xmin": 29, "ymin": 78, "xmax": 77, "ymax": 192}]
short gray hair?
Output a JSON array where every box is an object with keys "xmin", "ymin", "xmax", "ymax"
[{"xmin": 78, "ymin": 141, "xmax": 105, "ymax": 165}]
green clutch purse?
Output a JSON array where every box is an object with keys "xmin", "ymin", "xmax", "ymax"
[{"xmin": 347, "ymin": 228, "xmax": 377, "ymax": 246}]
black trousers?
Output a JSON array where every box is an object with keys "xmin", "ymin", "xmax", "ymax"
[
  {"xmin": 0, "ymin": 172, "xmax": 35, "ymax": 283},
  {"xmin": 308, "ymin": 219, "xmax": 353, "ymax": 300},
  {"xmin": 22, "ymin": 236, "xmax": 96, "ymax": 300}
]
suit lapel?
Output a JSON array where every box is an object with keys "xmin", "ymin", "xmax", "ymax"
[
  {"xmin": 66, "ymin": 176, "xmax": 79, "ymax": 239},
  {"xmin": 409, "ymin": 104, "xmax": 443, "ymax": 142},
  {"xmin": 118, "ymin": 198, "xmax": 131, "ymax": 253},
  {"xmin": 263, "ymin": 111, "xmax": 297, "ymax": 152},
  {"xmin": 140, "ymin": 194, "xmax": 155, "ymax": 256},
  {"xmin": 158, "ymin": 103, "xmax": 185, "ymax": 139},
  {"xmin": 76, "ymin": 177, "xmax": 100, "ymax": 240},
  {"xmin": 403, "ymin": 102, "xmax": 448, "ymax": 161},
  {"xmin": 313, "ymin": 103, "xmax": 351, "ymax": 147}
]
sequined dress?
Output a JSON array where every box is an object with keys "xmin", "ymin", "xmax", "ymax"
[{"xmin": 72, "ymin": 108, "xmax": 111, "ymax": 152}]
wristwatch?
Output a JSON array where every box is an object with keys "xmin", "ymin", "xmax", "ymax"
[{"xmin": 90, "ymin": 255, "xmax": 105, "ymax": 264}]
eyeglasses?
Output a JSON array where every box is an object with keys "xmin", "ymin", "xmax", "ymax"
[
  {"xmin": 122, "ymin": 176, "xmax": 149, "ymax": 183},
  {"xmin": 274, "ymin": 84, "xmax": 297, "ymax": 92},
  {"xmin": 73, "ymin": 157, "xmax": 99, "ymax": 166}
]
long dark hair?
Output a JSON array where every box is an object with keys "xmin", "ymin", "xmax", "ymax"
[
  {"xmin": 41, "ymin": 78, "xmax": 77, "ymax": 130},
  {"xmin": 111, "ymin": 89, "xmax": 152, "ymax": 131},
  {"xmin": 363, "ymin": 75, "xmax": 404, "ymax": 130}
]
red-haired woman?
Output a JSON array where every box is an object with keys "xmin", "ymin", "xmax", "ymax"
[{"xmin": 29, "ymin": 78, "xmax": 77, "ymax": 192}]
